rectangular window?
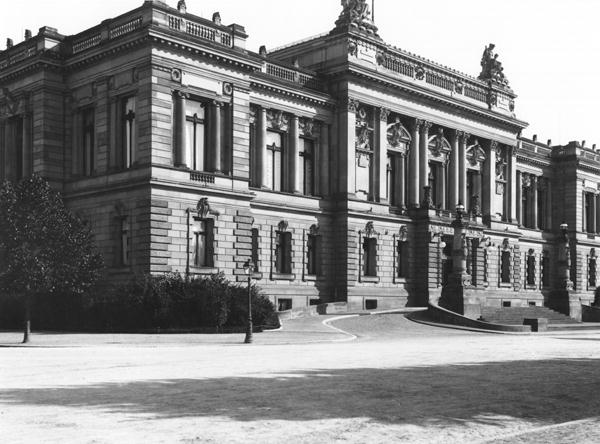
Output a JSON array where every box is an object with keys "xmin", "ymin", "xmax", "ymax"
[
  {"xmin": 121, "ymin": 96, "xmax": 136, "ymax": 168},
  {"xmin": 585, "ymin": 192, "xmax": 595, "ymax": 233},
  {"xmin": 7, "ymin": 116, "xmax": 23, "ymax": 181},
  {"xmin": 193, "ymin": 218, "xmax": 214, "ymax": 268},
  {"xmin": 542, "ymin": 251, "xmax": 550, "ymax": 288},
  {"xmin": 186, "ymin": 99, "xmax": 206, "ymax": 171},
  {"xmin": 275, "ymin": 231, "xmax": 292, "ymax": 274},
  {"xmin": 82, "ymin": 108, "xmax": 95, "ymax": 176},
  {"xmin": 501, "ymin": 251, "xmax": 511, "ymax": 283},
  {"xmin": 299, "ymin": 138, "xmax": 314, "ymax": 195},
  {"xmin": 266, "ymin": 131, "xmax": 282, "ymax": 191},
  {"xmin": 363, "ymin": 237, "xmax": 377, "ymax": 277},
  {"xmin": 306, "ymin": 233, "xmax": 320, "ymax": 276},
  {"xmin": 251, "ymin": 228, "xmax": 260, "ymax": 273},
  {"xmin": 526, "ymin": 254, "xmax": 536, "ymax": 286},
  {"xmin": 397, "ymin": 241, "xmax": 408, "ymax": 278}
]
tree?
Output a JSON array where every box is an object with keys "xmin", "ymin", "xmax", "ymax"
[{"xmin": 0, "ymin": 175, "xmax": 103, "ymax": 343}]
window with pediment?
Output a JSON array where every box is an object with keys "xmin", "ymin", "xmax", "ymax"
[
  {"xmin": 265, "ymin": 110, "xmax": 289, "ymax": 192},
  {"xmin": 361, "ymin": 222, "xmax": 378, "ymax": 278},
  {"xmin": 428, "ymin": 128, "xmax": 451, "ymax": 209},
  {"xmin": 386, "ymin": 115, "xmax": 411, "ymax": 207},
  {"xmin": 466, "ymin": 139, "xmax": 485, "ymax": 215},
  {"xmin": 355, "ymin": 105, "xmax": 374, "ymax": 200},
  {"xmin": 185, "ymin": 98, "xmax": 206, "ymax": 171},
  {"xmin": 526, "ymin": 249, "xmax": 536, "ymax": 287}
]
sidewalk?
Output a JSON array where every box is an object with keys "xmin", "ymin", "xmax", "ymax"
[{"xmin": 0, "ymin": 315, "xmax": 355, "ymax": 347}]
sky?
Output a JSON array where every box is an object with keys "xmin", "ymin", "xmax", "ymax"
[{"xmin": 2, "ymin": 0, "xmax": 599, "ymax": 147}]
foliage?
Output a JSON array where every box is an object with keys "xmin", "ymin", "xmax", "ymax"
[
  {"xmin": 0, "ymin": 175, "xmax": 103, "ymax": 298},
  {"xmin": 0, "ymin": 273, "xmax": 280, "ymax": 333}
]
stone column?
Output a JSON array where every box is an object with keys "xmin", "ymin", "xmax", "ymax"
[
  {"xmin": 320, "ymin": 123, "xmax": 330, "ymax": 197},
  {"xmin": 289, "ymin": 115, "xmax": 300, "ymax": 193},
  {"xmin": 509, "ymin": 143, "xmax": 518, "ymax": 223},
  {"xmin": 398, "ymin": 154, "xmax": 407, "ymax": 208},
  {"xmin": 408, "ymin": 119, "xmax": 421, "ymax": 206},
  {"xmin": 108, "ymin": 98, "xmax": 119, "ymax": 170},
  {"xmin": 4, "ymin": 119, "xmax": 13, "ymax": 181},
  {"xmin": 448, "ymin": 130, "xmax": 460, "ymax": 210},
  {"xmin": 516, "ymin": 170, "xmax": 522, "ymax": 225},
  {"xmin": 531, "ymin": 175, "xmax": 538, "ymax": 229},
  {"xmin": 174, "ymin": 91, "xmax": 188, "ymax": 168},
  {"xmin": 459, "ymin": 132, "xmax": 469, "ymax": 206},
  {"xmin": 211, "ymin": 101, "xmax": 222, "ymax": 173},
  {"xmin": 71, "ymin": 111, "xmax": 81, "ymax": 176},
  {"xmin": 22, "ymin": 113, "xmax": 32, "ymax": 177},
  {"xmin": 482, "ymin": 140, "xmax": 497, "ymax": 220},
  {"xmin": 257, "ymin": 107, "xmax": 268, "ymax": 188},
  {"xmin": 377, "ymin": 108, "xmax": 389, "ymax": 202},
  {"xmin": 343, "ymin": 99, "xmax": 358, "ymax": 198},
  {"xmin": 419, "ymin": 121, "xmax": 432, "ymax": 204},
  {"xmin": 546, "ymin": 179, "xmax": 553, "ymax": 231}
]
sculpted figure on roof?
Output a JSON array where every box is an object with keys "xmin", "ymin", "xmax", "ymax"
[
  {"xmin": 479, "ymin": 43, "xmax": 510, "ymax": 87},
  {"xmin": 334, "ymin": 0, "xmax": 378, "ymax": 35}
]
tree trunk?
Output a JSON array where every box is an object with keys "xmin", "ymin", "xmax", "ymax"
[{"xmin": 22, "ymin": 293, "xmax": 31, "ymax": 344}]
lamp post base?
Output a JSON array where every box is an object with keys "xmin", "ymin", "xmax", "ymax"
[{"xmin": 244, "ymin": 319, "xmax": 253, "ymax": 344}]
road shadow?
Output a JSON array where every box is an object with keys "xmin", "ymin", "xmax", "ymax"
[{"xmin": 1, "ymin": 358, "xmax": 599, "ymax": 427}]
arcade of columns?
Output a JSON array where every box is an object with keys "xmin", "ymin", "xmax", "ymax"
[{"xmin": 343, "ymin": 98, "xmax": 520, "ymax": 222}]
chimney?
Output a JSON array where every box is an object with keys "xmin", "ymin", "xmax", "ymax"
[
  {"xmin": 582, "ymin": 140, "xmax": 586, "ymax": 148},
  {"xmin": 24, "ymin": 29, "xmax": 32, "ymax": 40},
  {"xmin": 532, "ymin": 134, "xmax": 537, "ymax": 142},
  {"xmin": 259, "ymin": 45, "xmax": 267, "ymax": 57},
  {"xmin": 547, "ymin": 139, "xmax": 552, "ymax": 146},
  {"xmin": 6, "ymin": 38, "xmax": 13, "ymax": 49}
]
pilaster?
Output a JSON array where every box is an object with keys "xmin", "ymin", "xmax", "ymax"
[
  {"xmin": 419, "ymin": 120, "xmax": 432, "ymax": 203},
  {"xmin": 289, "ymin": 115, "xmax": 300, "ymax": 193},
  {"xmin": 174, "ymin": 91, "xmax": 188, "ymax": 168},
  {"xmin": 377, "ymin": 107, "xmax": 390, "ymax": 202},
  {"xmin": 408, "ymin": 119, "xmax": 421, "ymax": 206}
]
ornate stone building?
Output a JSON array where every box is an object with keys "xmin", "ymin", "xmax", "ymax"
[{"xmin": 1, "ymin": 0, "xmax": 598, "ymax": 316}]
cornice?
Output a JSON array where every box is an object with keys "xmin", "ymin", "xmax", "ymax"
[
  {"xmin": 345, "ymin": 67, "xmax": 527, "ymax": 132},
  {"xmin": 250, "ymin": 79, "xmax": 334, "ymax": 108}
]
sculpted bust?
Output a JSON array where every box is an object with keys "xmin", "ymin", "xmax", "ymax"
[{"xmin": 334, "ymin": 0, "xmax": 379, "ymax": 35}]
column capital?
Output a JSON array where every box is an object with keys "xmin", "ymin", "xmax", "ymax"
[
  {"xmin": 345, "ymin": 97, "xmax": 360, "ymax": 113},
  {"xmin": 412, "ymin": 118, "xmax": 422, "ymax": 132},
  {"xmin": 453, "ymin": 129, "xmax": 464, "ymax": 140},
  {"xmin": 461, "ymin": 132, "xmax": 471, "ymax": 144},
  {"xmin": 489, "ymin": 140, "xmax": 499, "ymax": 151},
  {"xmin": 420, "ymin": 120, "xmax": 433, "ymax": 133},
  {"xmin": 378, "ymin": 107, "xmax": 390, "ymax": 122},
  {"xmin": 212, "ymin": 100, "xmax": 224, "ymax": 107},
  {"xmin": 174, "ymin": 90, "xmax": 189, "ymax": 99}
]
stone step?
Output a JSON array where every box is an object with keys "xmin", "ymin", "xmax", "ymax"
[{"xmin": 480, "ymin": 306, "xmax": 579, "ymax": 325}]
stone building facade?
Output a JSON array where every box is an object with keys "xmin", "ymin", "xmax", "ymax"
[{"xmin": 1, "ymin": 0, "xmax": 598, "ymax": 315}]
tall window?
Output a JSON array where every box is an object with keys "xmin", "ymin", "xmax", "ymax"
[
  {"xmin": 82, "ymin": 108, "xmax": 95, "ymax": 176},
  {"xmin": 192, "ymin": 218, "xmax": 214, "ymax": 268},
  {"xmin": 266, "ymin": 131, "xmax": 283, "ymax": 191},
  {"xmin": 121, "ymin": 97, "xmax": 136, "ymax": 168},
  {"xmin": 542, "ymin": 251, "xmax": 550, "ymax": 288},
  {"xmin": 119, "ymin": 216, "xmax": 130, "ymax": 267},
  {"xmin": 585, "ymin": 192, "xmax": 595, "ymax": 233},
  {"xmin": 251, "ymin": 228, "xmax": 260, "ymax": 273},
  {"xmin": 501, "ymin": 250, "xmax": 511, "ymax": 284},
  {"xmin": 275, "ymin": 229, "xmax": 292, "ymax": 274},
  {"xmin": 429, "ymin": 162, "xmax": 445, "ymax": 209},
  {"xmin": 299, "ymin": 138, "xmax": 314, "ymax": 195},
  {"xmin": 7, "ymin": 116, "xmax": 23, "ymax": 181},
  {"xmin": 306, "ymin": 229, "xmax": 320, "ymax": 276},
  {"xmin": 467, "ymin": 170, "xmax": 481, "ymax": 215},
  {"xmin": 363, "ymin": 237, "xmax": 377, "ymax": 277},
  {"xmin": 186, "ymin": 99, "xmax": 206, "ymax": 171},
  {"xmin": 397, "ymin": 241, "xmax": 408, "ymax": 278},
  {"xmin": 589, "ymin": 251, "xmax": 597, "ymax": 289},
  {"xmin": 526, "ymin": 250, "xmax": 536, "ymax": 286}
]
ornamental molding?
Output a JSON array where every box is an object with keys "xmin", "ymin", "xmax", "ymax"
[
  {"xmin": 299, "ymin": 117, "xmax": 316, "ymax": 137},
  {"xmin": 363, "ymin": 221, "xmax": 379, "ymax": 238},
  {"xmin": 266, "ymin": 109, "xmax": 289, "ymax": 131},
  {"xmin": 386, "ymin": 117, "xmax": 411, "ymax": 152},
  {"xmin": 309, "ymin": 224, "xmax": 320, "ymax": 236},
  {"xmin": 278, "ymin": 220, "xmax": 289, "ymax": 232}
]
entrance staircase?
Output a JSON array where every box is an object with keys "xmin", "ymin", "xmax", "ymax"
[{"xmin": 479, "ymin": 306, "xmax": 579, "ymax": 325}]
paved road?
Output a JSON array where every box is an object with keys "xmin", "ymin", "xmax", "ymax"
[{"xmin": 1, "ymin": 314, "xmax": 599, "ymax": 443}]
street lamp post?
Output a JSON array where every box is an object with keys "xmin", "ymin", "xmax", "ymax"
[{"xmin": 243, "ymin": 260, "xmax": 254, "ymax": 344}]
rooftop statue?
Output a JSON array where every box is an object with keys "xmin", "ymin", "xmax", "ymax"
[
  {"xmin": 478, "ymin": 43, "xmax": 510, "ymax": 87},
  {"xmin": 333, "ymin": 0, "xmax": 379, "ymax": 36}
]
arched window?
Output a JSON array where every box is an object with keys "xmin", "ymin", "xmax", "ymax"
[
  {"xmin": 361, "ymin": 222, "xmax": 378, "ymax": 278},
  {"xmin": 275, "ymin": 221, "xmax": 292, "ymax": 275},
  {"xmin": 306, "ymin": 224, "xmax": 321, "ymax": 276}
]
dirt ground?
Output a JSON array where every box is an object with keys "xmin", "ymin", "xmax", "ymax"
[{"xmin": 1, "ymin": 314, "xmax": 599, "ymax": 443}]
